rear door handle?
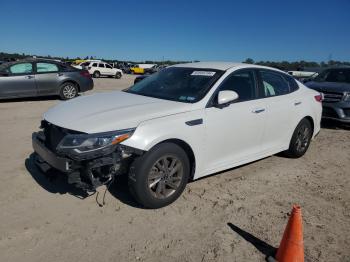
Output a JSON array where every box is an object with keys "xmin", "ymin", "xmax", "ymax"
[
  {"xmin": 57, "ymin": 73, "xmax": 63, "ymax": 76},
  {"xmin": 25, "ymin": 75, "xmax": 34, "ymax": 79},
  {"xmin": 294, "ymin": 101, "xmax": 302, "ymax": 106},
  {"xmin": 252, "ymin": 108, "xmax": 265, "ymax": 114}
]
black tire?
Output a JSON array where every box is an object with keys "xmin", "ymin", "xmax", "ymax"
[
  {"xmin": 114, "ymin": 72, "xmax": 122, "ymax": 79},
  {"xmin": 128, "ymin": 142, "xmax": 190, "ymax": 209},
  {"xmin": 93, "ymin": 71, "xmax": 100, "ymax": 78},
  {"xmin": 59, "ymin": 82, "xmax": 78, "ymax": 100},
  {"xmin": 284, "ymin": 118, "xmax": 313, "ymax": 158}
]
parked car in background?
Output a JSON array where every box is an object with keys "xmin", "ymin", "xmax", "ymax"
[
  {"xmin": 130, "ymin": 64, "xmax": 157, "ymax": 74},
  {"xmin": 72, "ymin": 60, "xmax": 102, "ymax": 70},
  {"xmin": 305, "ymin": 67, "xmax": 350, "ymax": 123},
  {"xmin": 134, "ymin": 74, "xmax": 149, "ymax": 84},
  {"xmin": 32, "ymin": 62, "xmax": 322, "ymax": 208},
  {"xmin": 0, "ymin": 58, "xmax": 93, "ymax": 100},
  {"xmin": 83, "ymin": 61, "xmax": 123, "ymax": 79}
]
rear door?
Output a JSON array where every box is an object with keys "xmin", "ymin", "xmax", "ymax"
[
  {"xmin": 257, "ymin": 69, "xmax": 297, "ymax": 152},
  {"xmin": 98, "ymin": 63, "xmax": 106, "ymax": 76},
  {"xmin": 0, "ymin": 62, "xmax": 36, "ymax": 98},
  {"xmin": 34, "ymin": 62, "xmax": 61, "ymax": 96},
  {"xmin": 104, "ymin": 63, "xmax": 114, "ymax": 75}
]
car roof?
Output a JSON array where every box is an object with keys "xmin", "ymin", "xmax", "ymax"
[
  {"xmin": 172, "ymin": 62, "xmax": 244, "ymax": 70},
  {"xmin": 172, "ymin": 61, "xmax": 288, "ymax": 74}
]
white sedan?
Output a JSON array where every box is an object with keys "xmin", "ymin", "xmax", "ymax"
[{"xmin": 32, "ymin": 62, "xmax": 322, "ymax": 208}]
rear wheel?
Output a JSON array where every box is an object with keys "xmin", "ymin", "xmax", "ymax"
[
  {"xmin": 93, "ymin": 71, "xmax": 100, "ymax": 78},
  {"xmin": 284, "ymin": 118, "xmax": 313, "ymax": 158},
  {"xmin": 59, "ymin": 82, "xmax": 78, "ymax": 100},
  {"xmin": 128, "ymin": 143, "xmax": 190, "ymax": 208},
  {"xmin": 114, "ymin": 72, "xmax": 122, "ymax": 79}
]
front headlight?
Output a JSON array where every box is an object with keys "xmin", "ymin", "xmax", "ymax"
[
  {"xmin": 344, "ymin": 92, "xmax": 350, "ymax": 101},
  {"xmin": 57, "ymin": 128, "xmax": 135, "ymax": 154}
]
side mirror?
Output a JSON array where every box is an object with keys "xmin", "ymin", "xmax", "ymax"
[{"xmin": 216, "ymin": 90, "xmax": 239, "ymax": 108}]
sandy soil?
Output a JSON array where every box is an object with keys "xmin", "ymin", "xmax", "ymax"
[{"xmin": 0, "ymin": 75, "xmax": 349, "ymax": 262}]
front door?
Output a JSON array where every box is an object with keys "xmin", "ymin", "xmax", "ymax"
[
  {"xmin": 204, "ymin": 69, "xmax": 266, "ymax": 173},
  {"xmin": 0, "ymin": 62, "xmax": 36, "ymax": 98}
]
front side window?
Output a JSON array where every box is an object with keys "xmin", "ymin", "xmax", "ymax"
[
  {"xmin": 125, "ymin": 67, "xmax": 223, "ymax": 103},
  {"xmin": 36, "ymin": 63, "xmax": 59, "ymax": 73},
  {"xmin": 92, "ymin": 63, "xmax": 98, "ymax": 67},
  {"xmin": 260, "ymin": 70, "xmax": 290, "ymax": 97},
  {"xmin": 99, "ymin": 63, "xmax": 105, "ymax": 68},
  {"xmin": 9, "ymin": 63, "xmax": 33, "ymax": 74},
  {"xmin": 217, "ymin": 70, "xmax": 256, "ymax": 101}
]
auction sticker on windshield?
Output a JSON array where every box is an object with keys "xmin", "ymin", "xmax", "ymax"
[{"xmin": 191, "ymin": 71, "xmax": 216, "ymax": 76}]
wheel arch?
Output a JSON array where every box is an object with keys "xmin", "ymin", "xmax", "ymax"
[
  {"xmin": 61, "ymin": 80, "xmax": 81, "ymax": 92},
  {"xmin": 151, "ymin": 138, "xmax": 196, "ymax": 181}
]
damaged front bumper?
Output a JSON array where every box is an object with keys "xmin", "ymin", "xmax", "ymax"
[{"xmin": 32, "ymin": 131, "xmax": 142, "ymax": 191}]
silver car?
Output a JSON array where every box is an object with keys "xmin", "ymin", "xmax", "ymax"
[{"xmin": 0, "ymin": 59, "xmax": 94, "ymax": 100}]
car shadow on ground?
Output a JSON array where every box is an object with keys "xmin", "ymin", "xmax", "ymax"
[
  {"xmin": 0, "ymin": 96, "xmax": 60, "ymax": 103},
  {"xmin": 25, "ymin": 153, "xmax": 142, "ymax": 207},
  {"xmin": 227, "ymin": 223, "xmax": 277, "ymax": 261}
]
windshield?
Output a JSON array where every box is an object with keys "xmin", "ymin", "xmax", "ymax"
[
  {"xmin": 125, "ymin": 67, "xmax": 224, "ymax": 103},
  {"xmin": 315, "ymin": 69, "xmax": 350, "ymax": 83}
]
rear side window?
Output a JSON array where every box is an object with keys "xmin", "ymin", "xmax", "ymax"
[
  {"xmin": 9, "ymin": 63, "xmax": 33, "ymax": 74},
  {"xmin": 36, "ymin": 63, "xmax": 59, "ymax": 73},
  {"xmin": 260, "ymin": 70, "xmax": 290, "ymax": 97},
  {"xmin": 284, "ymin": 75, "xmax": 299, "ymax": 92},
  {"xmin": 217, "ymin": 70, "xmax": 256, "ymax": 101},
  {"xmin": 105, "ymin": 64, "xmax": 112, "ymax": 69},
  {"xmin": 98, "ymin": 63, "xmax": 105, "ymax": 68}
]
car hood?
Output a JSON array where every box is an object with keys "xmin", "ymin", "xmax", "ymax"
[
  {"xmin": 44, "ymin": 91, "xmax": 194, "ymax": 133},
  {"xmin": 305, "ymin": 81, "xmax": 350, "ymax": 93}
]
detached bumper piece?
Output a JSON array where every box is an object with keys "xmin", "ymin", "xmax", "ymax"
[{"xmin": 32, "ymin": 131, "xmax": 141, "ymax": 191}]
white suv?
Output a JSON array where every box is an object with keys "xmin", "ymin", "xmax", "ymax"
[
  {"xmin": 32, "ymin": 62, "xmax": 322, "ymax": 208},
  {"xmin": 83, "ymin": 62, "xmax": 123, "ymax": 79}
]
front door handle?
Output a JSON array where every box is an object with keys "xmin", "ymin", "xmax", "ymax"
[
  {"xmin": 294, "ymin": 101, "xmax": 302, "ymax": 106},
  {"xmin": 25, "ymin": 75, "xmax": 34, "ymax": 79},
  {"xmin": 252, "ymin": 108, "xmax": 265, "ymax": 114}
]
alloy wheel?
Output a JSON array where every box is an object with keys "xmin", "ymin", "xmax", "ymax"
[
  {"xmin": 148, "ymin": 155, "xmax": 184, "ymax": 199},
  {"xmin": 62, "ymin": 84, "xmax": 77, "ymax": 99},
  {"xmin": 295, "ymin": 124, "xmax": 310, "ymax": 152}
]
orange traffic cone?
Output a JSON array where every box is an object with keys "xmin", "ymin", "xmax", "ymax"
[{"xmin": 274, "ymin": 205, "xmax": 304, "ymax": 262}]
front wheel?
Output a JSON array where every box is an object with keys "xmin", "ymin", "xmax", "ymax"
[
  {"xmin": 284, "ymin": 118, "xmax": 313, "ymax": 158},
  {"xmin": 128, "ymin": 143, "xmax": 190, "ymax": 208},
  {"xmin": 59, "ymin": 82, "xmax": 78, "ymax": 100}
]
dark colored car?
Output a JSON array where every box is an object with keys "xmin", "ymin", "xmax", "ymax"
[
  {"xmin": 0, "ymin": 58, "xmax": 94, "ymax": 100},
  {"xmin": 134, "ymin": 74, "xmax": 149, "ymax": 84},
  {"xmin": 305, "ymin": 67, "xmax": 350, "ymax": 123}
]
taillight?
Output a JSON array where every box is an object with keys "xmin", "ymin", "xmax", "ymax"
[
  {"xmin": 80, "ymin": 70, "xmax": 91, "ymax": 78},
  {"xmin": 314, "ymin": 93, "xmax": 323, "ymax": 102}
]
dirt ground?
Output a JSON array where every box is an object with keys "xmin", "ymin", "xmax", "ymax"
[{"xmin": 0, "ymin": 75, "xmax": 349, "ymax": 262}]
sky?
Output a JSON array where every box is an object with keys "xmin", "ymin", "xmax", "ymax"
[{"xmin": 1, "ymin": 0, "xmax": 350, "ymax": 62}]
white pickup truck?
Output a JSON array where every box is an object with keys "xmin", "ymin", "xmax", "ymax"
[{"xmin": 32, "ymin": 62, "xmax": 322, "ymax": 208}]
